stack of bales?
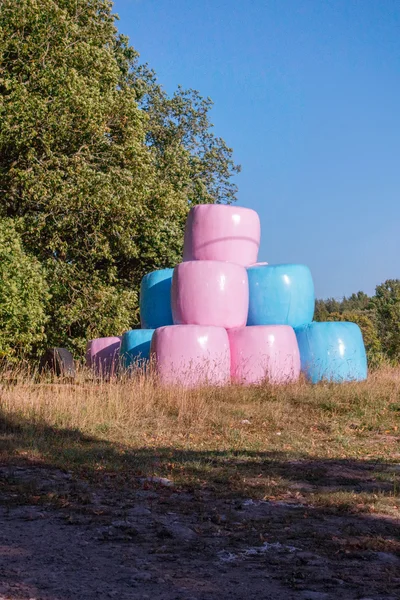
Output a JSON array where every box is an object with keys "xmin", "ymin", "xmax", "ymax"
[{"xmin": 87, "ymin": 205, "xmax": 368, "ymax": 386}]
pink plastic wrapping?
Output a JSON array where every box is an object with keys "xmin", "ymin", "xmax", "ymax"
[
  {"xmin": 183, "ymin": 205, "xmax": 261, "ymax": 266},
  {"xmin": 151, "ymin": 325, "xmax": 230, "ymax": 387},
  {"xmin": 171, "ymin": 260, "xmax": 249, "ymax": 329},
  {"xmin": 86, "ymin": 336, "xmax": 121, "ymax": 377},
  {"xmin": 228, "ymin": 325, "xmax": 300, "ymax": 385}
]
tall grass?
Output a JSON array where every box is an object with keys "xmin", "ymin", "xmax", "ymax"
[
  {"xmin": 1, "ymin": 363, "xmax": 399, "ymax": 450},
  {"xmin": 1, "ymin": 364, "xmax": 399, "ymax": 511}
]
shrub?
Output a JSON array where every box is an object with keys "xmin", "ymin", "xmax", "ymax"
[{"xmin": 0, "ymin": 219, "xmax": 49, "ymax": 360}]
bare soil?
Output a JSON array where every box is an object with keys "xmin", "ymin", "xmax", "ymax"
[{"xmin": 0, "ymin": 463, "xmax": 399, "ymax": 600}]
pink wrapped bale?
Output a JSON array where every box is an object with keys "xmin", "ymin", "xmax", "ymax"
[
  {"xmin": 228, "ymin": 325, "xmax": 300, "ymax": 385},
  {"xmin": 172, "ymin": 260, "xmax": 249, "ymax": 329},
  {"xmin": 183, "ymin": 205, "xmax": 261, "ymax": 266},
  {"xmin": 151, "ymin": 325, "xmax": 230, "ymax": 387},
  {"xmin": 86, "ymin": 336, "xmax": 121, "ymax": 377}
]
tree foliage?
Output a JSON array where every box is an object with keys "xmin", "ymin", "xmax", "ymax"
[
  {"xmin": 314, "ymin": 291, "xmax": 372, "ymax": 322},
  {"xmin": 0, "ymin": 219, "xmax": 49, "ymax": 360},
  {"xmin": 341, "ymin": 291, "xmax": 371, "ymax": 313},
  {"xmin": 372, "ymin": 280, "xmax": 400, "ymax": 361},
  {"xmin": 0, "ymin": 0, "xmax": 239, "ymax": 354}
]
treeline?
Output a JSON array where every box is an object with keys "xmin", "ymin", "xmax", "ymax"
[
  {"xmin": 315, "ymin": 280, "xmax": 400, "ymax": 367},
  {"xmin": 0, "ymin": 0, "xmax": 239, "ymax": 360}
]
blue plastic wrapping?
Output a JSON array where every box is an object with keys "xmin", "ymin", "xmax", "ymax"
[
  {"xmin": 120, "ymin": 329, "xmax": 154, "ymax": 369},
  {"xmin": 295, "ymin": 322, "xmax": 368, "ymax": 383},
  {"xmin": 140, "ymin": 268, "xmax": 174, "ymax": 329},
  {"xmin": 247, "ymin": 264, "xmax": 315, "ymax": 328}
]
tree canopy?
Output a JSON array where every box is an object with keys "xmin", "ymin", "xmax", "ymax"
[
  {"xmin": 0, "ymin": 0, "xmax": 239, "ymax": 354},
  {"xmin": 373, "ymin": 280, "xmax": 400, "ymax": 361},
  {"xmin": 0, "ymin": 219, "xmax": 49, "ymax": 360}
]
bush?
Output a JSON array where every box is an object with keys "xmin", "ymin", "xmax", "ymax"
[{"xmin": 0, "ymin": 219, "xmax": 49, "ymax": 360}]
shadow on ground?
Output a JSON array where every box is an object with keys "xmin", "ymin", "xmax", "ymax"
[
  {"xmin": 1, "ymin": 406, "xmax": 399, "ymax": 501},
  {"xmin": 0, "ymin": 409, "xmax": 400, "ymax": 600},
  {"xmin": 1, "ymin": 406, "xmax": 399, "ymax": 514}
]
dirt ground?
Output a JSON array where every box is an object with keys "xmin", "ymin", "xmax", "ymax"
[{"xmin": 0, "ymin": 464, "xmax": 399, "ymax": 600}]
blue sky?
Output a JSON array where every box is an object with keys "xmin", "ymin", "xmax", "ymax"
[{"xmin": 113, "ymin": 0, "xmax": 400, "ymax": 299}]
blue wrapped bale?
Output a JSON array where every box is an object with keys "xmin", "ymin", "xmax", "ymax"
[
  {"xmin": 120, "ymin": 329, "xmax": 155, "ymax": 369},
  {"xmin": 247, "ymin": 264, "xmax": 315, "ymax": 328},
  {"xmin": 140, "ymin": 268, "xmax": 174, "ymax": 329},
  {"xmin": 295, "ymin": 322, "xmax": 368, "ymax": 383}
]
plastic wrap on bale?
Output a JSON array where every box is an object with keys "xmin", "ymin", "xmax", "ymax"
[
  {"xmin": 140, "ymin": 268, "xmax": 174, "ymax": 329},
  {"xmin": 120, "ymin": 329, "xmax": 154, "ymax": 370},
  {"xmin": 247, "ymin": 263, "xmax": 315, "ymax": 328},
  {"xmin": 172, "ymin": 260, "xmax": 249, "ymax": 329},
  {"xmin": 151, "ymin": 325, "xmax": 230, "ymax": 387},
  {"xmin": 39, "ymin": 348, "xmax": 76, "ymax": 379},
  {"xmin": 228, "ymin": 325, "xmax": 300, "ymax": 385},
  {"xmin": 295, "ymin": 322, "xmax": 368, "ymax": 383},
  {"xmin": 183, "ymin": 205, "xmax": 261, "ymax": 266},
  {"xmin": 86, "ymin": 337, "xmax": 121, "ymax": 377}
]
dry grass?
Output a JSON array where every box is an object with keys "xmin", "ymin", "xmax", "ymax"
[{"xmin": 1, "ymin": 365, "xmax": 399, "ymax": 515}]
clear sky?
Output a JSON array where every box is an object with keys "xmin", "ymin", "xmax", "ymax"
[{"xmin": 113, "ymin": 0, "xmax": 400, "ymax": 299}]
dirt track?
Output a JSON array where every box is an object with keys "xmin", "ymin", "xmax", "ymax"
[{"xmin": 0, "ymin": 464, "xmax": 399, "ymax": 600}]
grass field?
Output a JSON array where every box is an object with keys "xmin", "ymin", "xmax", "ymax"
[
  {"xmin": 1, "ymin": 365, "xmax": 399, "ymax": 517},
  {"xmin": 1, "ymin": 366, "xmax": 400, "ymax": 598}
]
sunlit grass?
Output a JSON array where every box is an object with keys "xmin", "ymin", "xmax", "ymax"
[{"xmin": 0, "ymin": 364, "xmax": 399, "ymax": 515}]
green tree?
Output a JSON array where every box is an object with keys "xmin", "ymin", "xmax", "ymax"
[
  {"xmin": 314, "ymin": 299, "xmax": 329, "ymax": 321},
  {"xmin": 314, "ymin": 291, "xmax": 373, "ymax": 322},
  {"xmin": 314, "ymin": 297, "xmax": 343, "ymax": 321},
  {"xmin": 326, "ymin": 298, "xmax": 342, "ymax": 313},
  {"xmin": 372, "ymin": 279, "xmax": 400, "ymax": 361},
  {"xmin": 113, "ymin": 35, "xmax": 240, "ymax": 205},
  {"xmin": 0, "ymin": 0, "xmax": 239, "ymax": 354},
  {"xmin": 341, "ymin": 291, "xmax": 371, "ymax": 312},
  {"xmin": 0, "ymin": 219, "xmax": 49, "ymax": 360}
]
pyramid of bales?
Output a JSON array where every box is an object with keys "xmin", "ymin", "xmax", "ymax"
[{"xmin": 87, "ymin": 205, "xmax": 367, "ymax": 386}]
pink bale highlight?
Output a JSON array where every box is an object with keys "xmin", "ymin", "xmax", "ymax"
[
  {"xmin": 228, "ymin": 325, "xmax": 300, "ymax": 385},
  {"xmin": 151, "ymin": 325, "xmax": 230, "ymax": 387},
  {"xmin": 183, "ymin": 205, "xmax": 261, "ymax": 266},
  {"xmin": 86, "ymin": 336, "xmax": 121, "ymax": 377},
  {"xmin": 172, "ymin": 261, "xmax": 249, "ymax": 329}
]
